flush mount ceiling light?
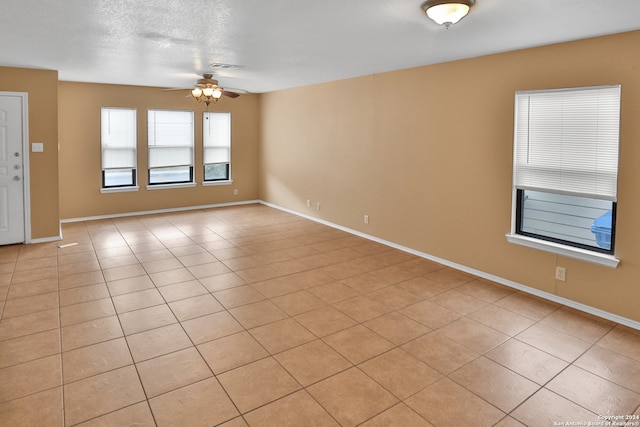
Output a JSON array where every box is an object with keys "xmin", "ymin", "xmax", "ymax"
[{"xmin": 420, "ymin": 0, "xmax": 475, "ymax": 28}]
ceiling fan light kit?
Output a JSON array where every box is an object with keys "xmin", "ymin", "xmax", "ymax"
[
  {"xmin": 191, "ymin": 74, "xmax": 226, "ymax": 105},
  {"xmin": 159, "ymin": 73, "xmax": 244, "ymax": 106},
  {"xmin": 420, "ymin": 0, "xmax": 475, "ymax": 28}
]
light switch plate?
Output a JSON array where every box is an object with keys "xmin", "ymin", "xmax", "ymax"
[{"xmin": 32, "ymin": 142, "xmax": 44, "ymax": 152}]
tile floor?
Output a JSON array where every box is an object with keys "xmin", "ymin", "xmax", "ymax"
[{"xmin": 1, "ymin": 204, "xmax": 639, "ymax": 426}]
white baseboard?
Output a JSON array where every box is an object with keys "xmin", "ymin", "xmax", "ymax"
[
  {"xmin": 60, "ymin": 200, "xmax": 261, "ymax": 224},
  {"xmin": 29, "ymin": 235, "xmax": 62, "ymax": 244},
  {"xmin": 53, "ymin": 199, "xmax": 638, "ymax": 330},
  {"xmin": 260, "ymin": 200, "xmax": 640, "ymax": 331}
]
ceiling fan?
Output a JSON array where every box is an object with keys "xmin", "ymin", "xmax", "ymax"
[{"xmin": 163, "ymin": 74, "xmax": 246, "ymax": 105}]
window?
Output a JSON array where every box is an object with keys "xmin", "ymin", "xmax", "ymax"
[
  {"xmin": 508, "ymin": 85, "xmax": 621, "ymax": 265},
  {"xmin": 203, "ymin": 112, "xmax": 231, "ymax": 182},
  {"xmin": 101, "ymin": 108, "xmax": 137, "ymax": 189},
  {"xmin": 516, "ymin": 190, "xmax": 615, "ymax": 252},
  {"xmin": 147, "ymin": 110, "xmax": 194, "ymax": 185}
]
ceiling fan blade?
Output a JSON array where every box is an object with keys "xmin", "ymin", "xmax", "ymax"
[
  {"xmin": 161, "ymin": 87, "xmax": 192, "ymax": 92},
  {"xmin": 222, "ymin": 90, "xmax": 240, "ymax": 98},
  {"xmin": 224, "ymin": 87, "xmax": 249, "ymax": 94}
]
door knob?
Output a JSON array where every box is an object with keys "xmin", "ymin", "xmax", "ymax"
[
  {"xmin": 14, "ymin": 152, "xmax": 20, "ymax": 157},
  {"xmin": 13, "ymin": 176, "xmax": 21, "ymax": 181}
]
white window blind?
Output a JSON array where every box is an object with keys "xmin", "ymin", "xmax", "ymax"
[
  {"xmin": 203, "ymin": 112, "xmax": 231, "ymax": 164},
  {"xmin": 147, "ymin": 110, "xmax": 194, "ymax": 168},
  {"xmin": 101, "ymin": 108, "xmax": 136, "ymax": 169},
  {"xmin": 513, "ymin": 85, "xmax": 621, "ymax": 201}
]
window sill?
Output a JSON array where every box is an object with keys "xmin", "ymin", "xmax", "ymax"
[
  {"xmin": 505, "ymin": 233, "xmax": 620, "ymax": 268},
  {"xmin": 100, "ymin": 186, "xmax": 140, "ymax": 194},
  {"xmin": 202, "ymin": 180, "xmax": 233, "ymax": 187},
  {"xmin": 146, "ymin": 182, "xmax": 196, "ymax": 191}
]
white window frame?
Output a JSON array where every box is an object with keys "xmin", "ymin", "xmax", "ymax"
[
  {"xmin": 202, "ymin": 111, "xmax": 232, "ymax": 186},
  {"xmin": 147, "ymin": 109, "xmax": 195, "ymax": 189},
  {"xmin": 100, "ymin": 107, "xmax": 139, "ymax": 193},
  {"xmin": 506, "ymin": 85, "xmax": 621, "ymax": 268}
]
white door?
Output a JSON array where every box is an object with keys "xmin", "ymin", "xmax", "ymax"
[{"xmin": 0, "ymin": 94, "xmax": 25, "ymax": 245}]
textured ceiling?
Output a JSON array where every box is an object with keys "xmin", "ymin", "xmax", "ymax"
[{"xmin": 1, "ymin": 0, "xmax": 640, "ymax": 93}]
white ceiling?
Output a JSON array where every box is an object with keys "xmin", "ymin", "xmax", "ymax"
[{"xmin": 2, "ymin": 0, "xmax": 640, "ymax": 93}]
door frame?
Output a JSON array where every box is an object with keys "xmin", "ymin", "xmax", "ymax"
[{"xmin": 0, "ymin": 91, "xmax": 31, "ymax": 244}]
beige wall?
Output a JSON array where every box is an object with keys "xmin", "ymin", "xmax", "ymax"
[
  {"xmin": 58, "ymin": 82, "xmax": 260, "ymax": 219},
  {"xmin": 0, "ymin": 66, "xmax": 60, "ymax": 240},
  {"xmin": 3, "ymin": 31, "xmax": 638, "ymax": 323},
  {"xmin": 259, "ymin": 31, "xmax": 640, "ymax": 323}
]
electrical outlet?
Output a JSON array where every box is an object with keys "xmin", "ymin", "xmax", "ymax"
[
  {"xmin": 555, "ymin": 266, "xmax": 566, "ymax": 281},
  {"xmin": 233, "ymin": 188, "xmax": 238, "ymax": 196},
  {"xmin": 316, "ymin": 202, "xmax": 321, "ymax": 210},
  {"xmin": 306, "ymin": 199, "xmax": 311, "ymax": 208},
  {"xmin": 364, "ymin": 215, "xmax": 369, "ymax": 224}
]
